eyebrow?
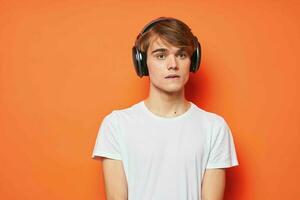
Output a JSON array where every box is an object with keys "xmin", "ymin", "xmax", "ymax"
[{"xmin": 151, "ymin": 47, "xmax": 187, "ymax": 55}]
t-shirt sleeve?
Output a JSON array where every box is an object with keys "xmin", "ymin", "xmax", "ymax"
[
  {"xmin": 92, "ymin": 112, "xmax": 122, "ymax": 160},
  {"xmin": 206, "ymin": 117, "xmax": 239, "ymax": 169}
]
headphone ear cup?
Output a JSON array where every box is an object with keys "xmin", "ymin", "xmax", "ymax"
[
  {"xmin": 190, "ymin": 40, "xmax": 201, "ymax": 73},
  {"xmin": 132, "ymin": 46, "xmax": 143, "ymax": 77},
  {"xmin": 141, "ymin": 51, "xmax": 149, "ymax": 76},
  {"xmin": 132, "ymin": 46, "xmax": 148, "ymax": 77}
]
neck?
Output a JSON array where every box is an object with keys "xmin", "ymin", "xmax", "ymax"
[{"xmin": 144, "ymin": 82, "xmax": 191, "ymax": 118}]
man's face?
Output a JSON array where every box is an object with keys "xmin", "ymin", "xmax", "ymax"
[{"xmin": 146, "ymin": 36, "xmax": 191, "ymax": 94}]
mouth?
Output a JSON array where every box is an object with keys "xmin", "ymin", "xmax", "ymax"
[{"xmin": 165, "ymin": 74, "xmax": 180, "ymax": 79}]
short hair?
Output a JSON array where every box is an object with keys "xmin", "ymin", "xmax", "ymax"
[{"xmin": 135, "ymin": 17, "xmax": 197, "ymax": 56}]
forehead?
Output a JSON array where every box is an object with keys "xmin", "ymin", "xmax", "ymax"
[{"xmin": 148, "ymin": 35, "xmax": 181, "ymax": 52}]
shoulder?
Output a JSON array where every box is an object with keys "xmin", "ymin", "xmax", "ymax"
[
  {"xmin": 191, "ymin": 103, "xmax": 227, "ymax": 128},
  {"xmin": 104, "ymin": 101, "xmax": 143, "ymax": 123}
]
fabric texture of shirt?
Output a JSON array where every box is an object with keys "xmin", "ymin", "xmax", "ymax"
[{"xmin": 92, "ymin": 100, "xmax": 239, "ymax": 200}]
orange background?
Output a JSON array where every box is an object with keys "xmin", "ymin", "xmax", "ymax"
[{"xmin": 0, "ymin": 0, "xmax": 299, "ymax": 199}]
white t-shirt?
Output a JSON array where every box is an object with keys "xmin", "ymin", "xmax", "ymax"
[{"xmin": 92, "ymin": 100, "xmax": 239, "ymax": 200}]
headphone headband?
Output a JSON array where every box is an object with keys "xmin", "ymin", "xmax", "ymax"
[{"xmin": 137, "ymin": 17, "xmax": 174, "ymax": 39}]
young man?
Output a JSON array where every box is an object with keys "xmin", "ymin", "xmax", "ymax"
[{"xmin": 92, "ymin": 17, "xmax": 239, "ymax": 200}]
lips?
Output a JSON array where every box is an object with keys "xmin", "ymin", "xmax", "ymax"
[{"xmin": 165, "ymin": 74, "xmax": 180, "ymax": 78}]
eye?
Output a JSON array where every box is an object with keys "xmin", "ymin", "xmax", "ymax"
[
  {"xmin": 178, "ymin": 53, "xmax": 187, "ymax": 59},
  {"xmin": 156, "ymin": 54, "xmax": 166, "ymax": 60}
]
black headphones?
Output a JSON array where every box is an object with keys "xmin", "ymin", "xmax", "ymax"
[{"xmin": 132, "ymin": 17, "xmax": 201, "ymax": 77}]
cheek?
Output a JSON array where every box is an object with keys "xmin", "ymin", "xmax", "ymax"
[
  {"xmin": 147, "ymin": 60, "xmax": 163, "ymax": 77},
  {"xmin": 184, "ymin": 60, "xmax": 191, "ymax": 71}
]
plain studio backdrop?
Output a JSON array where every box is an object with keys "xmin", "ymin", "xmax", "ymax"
[{"xmin": 0, "ymin": 0, "xmax": 299, "ymax": 199}]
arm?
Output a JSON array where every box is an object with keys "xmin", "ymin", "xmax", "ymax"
[
  {"xmin": 201, "ymin": 168, "xmax": 226, "ymax": 200},
  {"xmin": 102, "ymin": 157, "xmax": 128, "ymax": 200}
]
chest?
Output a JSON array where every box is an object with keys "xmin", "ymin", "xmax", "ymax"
[{"xmin": 123, "ymin": 120, "xmax": 210, "ymax": 164}]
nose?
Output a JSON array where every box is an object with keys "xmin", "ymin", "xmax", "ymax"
[{"xmin": 168, "ymin": 54, "xmax": 178, "ymax": 70}]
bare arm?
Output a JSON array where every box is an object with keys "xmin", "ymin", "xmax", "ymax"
[
  {"xmin": 201, "ymin": 168, "xmax": 226, "ymax": 200},
  {"xmin": 101, "ymin": 157, "xmax": 128, "ymax": 200}
]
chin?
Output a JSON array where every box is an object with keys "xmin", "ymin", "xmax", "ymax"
[
  {"xmin": 150, "ymin": 80, "xmax": 186, "ymax": 94},
  {"xmin": 161, "ymin": 85, "xmax": 185, "ymax": 94}
]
